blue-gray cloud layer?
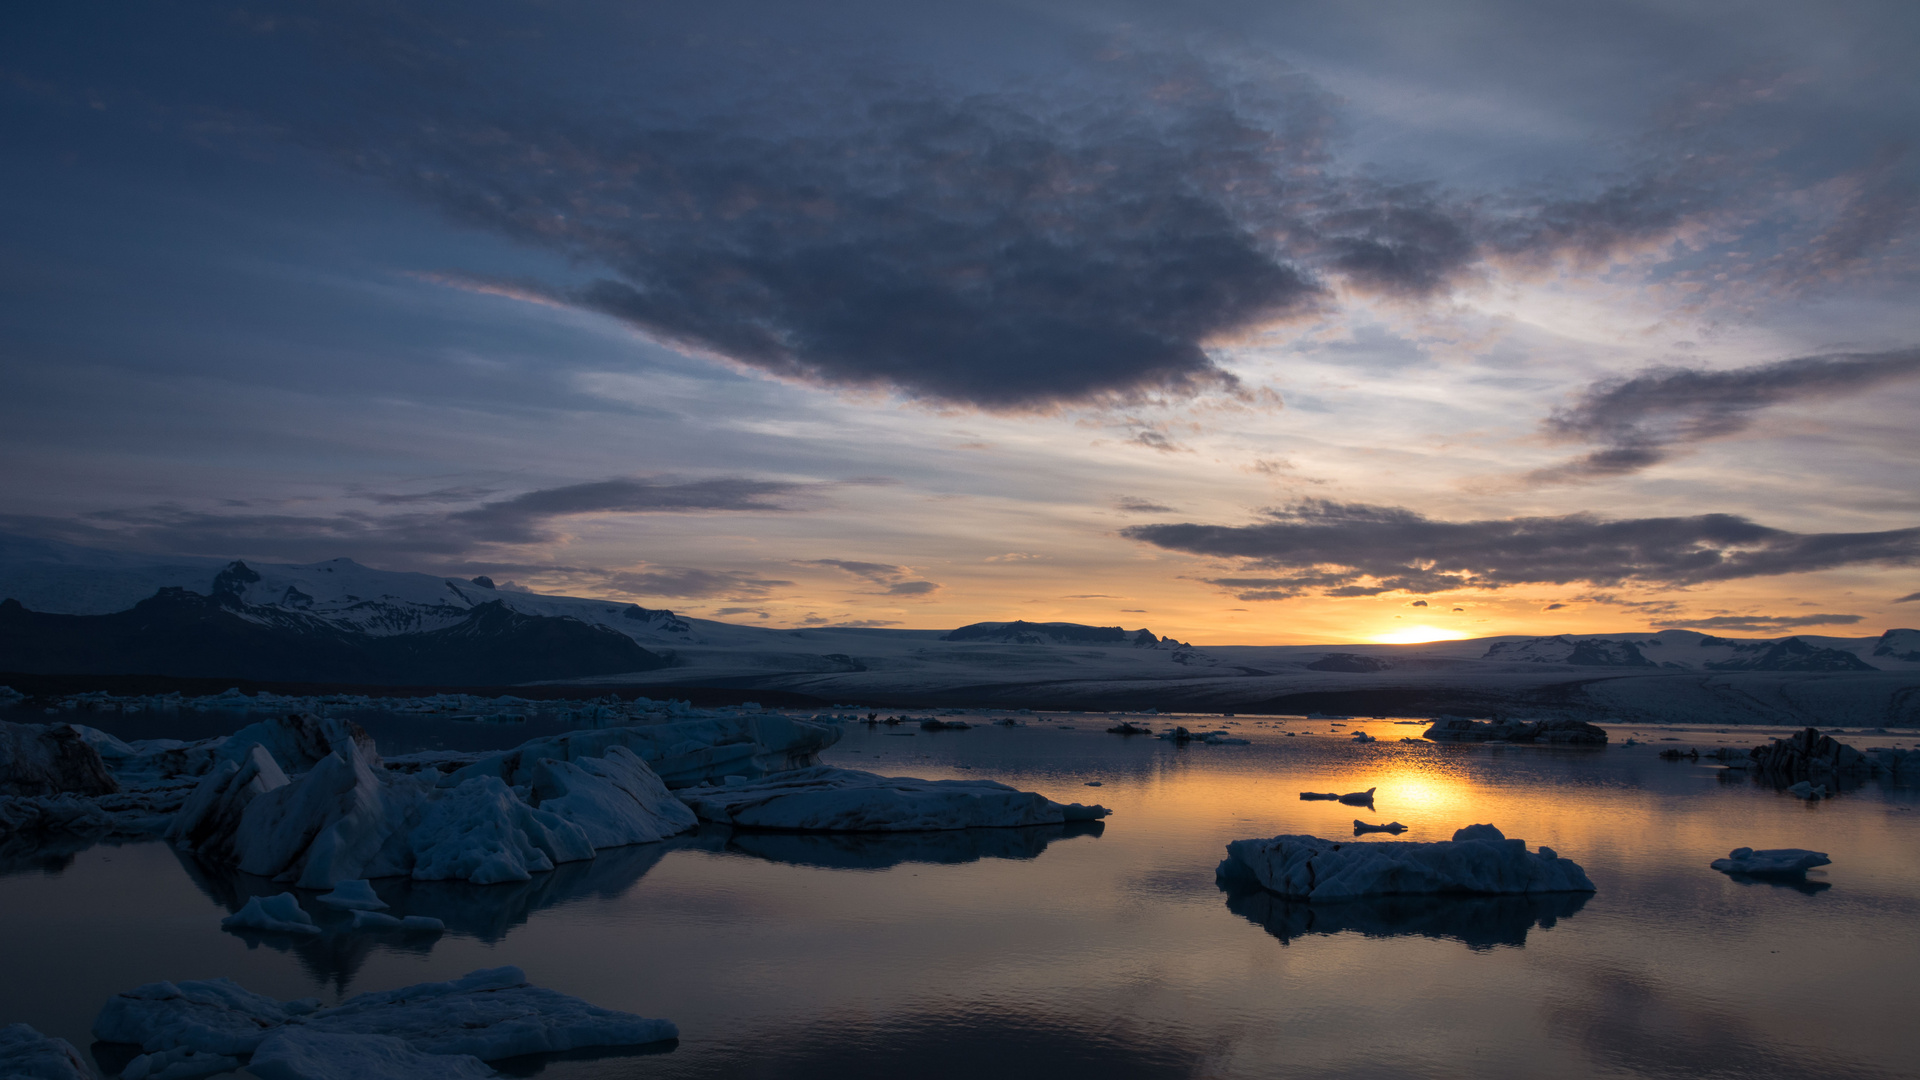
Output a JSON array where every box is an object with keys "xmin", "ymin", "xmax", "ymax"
[
  {"xmin": 1534, "ymin": 348, "xmax": 1920, "ymax": 481},
  {"xmin": 1129, "ymin": 500, "xmax": 1920, "ymax": 598}
]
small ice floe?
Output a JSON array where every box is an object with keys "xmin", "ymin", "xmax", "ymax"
[
  {"xmin": 1711, "ymin": 847, "xmax": 1831, "ymax": 876},
  {"xmin": 1299, "ymin": 792, "xmax": 1339, "ymax": 801},
  {"xmin": 1423, "ymin": 717, "xmax": 1608, "ymax": 745},
  {"xmin": 315, "ymin": 880, "xmax": 386, "ymax": 911},
  {"xmin": 222, "ymin": 893, "xmax": 320, "ymax": 936},
  {"xmin": 1786, "ymin": 781, "xmax": 1829, "ymax": 800},
  {"xmin": 93, "ymin": 966, "xmax": 674, "ymax": 1069},
  {"xmin": 1106, "ymin": 722, "xmax": 1153, "ymax": 736},
  {"xmin": 1352, "ymin": 820, "xmax": 1406, "ymax": 835},
  {"xmin": 348, "ymin": 911, "xmax": 444, "ymax": 934},
  {"xmin": 1217, "ymin": 824, "xmax": 1595, "ymax": 901},
  {"xmin": 1622, "ymin": 738, "xmax": 1640, "ymax": 747},
  {"xmin": 1157, "ymin": 727, "xmax": 1249, "ymax": 745},
  {"xmin": 0, "ymin": 1023, "xmax": 91, "ymax": 1080},
  {"xmin": 920, "ymin": 719, "xmax": 971, "ymax": 731},
  {"xmin": 249, "ymin": 1030, "xmax": 492, "ymax": 1080},
  {"xmin": 1338, "ymin": 788, "xmax": 1376, "ymax": 807},
  {"xmin": 677, "ymin": 766, "xmax": 1108, "ymax": 831},
  {"xmin": 1351, "ymin": 731, "xmax": 1378, "ymax": 744},
  {"xmin": 1084, "ymin": 781, "xmax": 1103, "ymax": 787}
]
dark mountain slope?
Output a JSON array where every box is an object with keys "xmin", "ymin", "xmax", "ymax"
[{"xmin": 0, "ymin": 590, "xmax": 667, "ymax": 684}]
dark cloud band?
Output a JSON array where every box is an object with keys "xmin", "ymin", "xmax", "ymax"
[{"xmin": 1128, "ymin": 499, "xmax": 1920, "ymax": 597}]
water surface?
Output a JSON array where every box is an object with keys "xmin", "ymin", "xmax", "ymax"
[{"xmin": 3, "ymin": 716, "xmax": 1916, "ymax": 1078}]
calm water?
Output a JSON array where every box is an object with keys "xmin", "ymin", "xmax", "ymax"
[{"xmin": 4, "ymin": 715, "xmax": 1919, "ymax": 1079}]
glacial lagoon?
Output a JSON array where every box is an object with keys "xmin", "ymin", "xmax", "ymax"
[{"xmin": 4, "ymin": 714, "xmax": 1918, "ymax": 1079}]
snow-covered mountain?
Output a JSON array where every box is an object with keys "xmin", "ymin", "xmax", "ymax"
[{"xmin": 2, "ymin": 533, "xmax": 1917, "ymax": 724}]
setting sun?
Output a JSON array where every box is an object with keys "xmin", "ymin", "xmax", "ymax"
[{"xmin": 1371, "ymin": 625, "xmax": 1472, "ymax": 644}]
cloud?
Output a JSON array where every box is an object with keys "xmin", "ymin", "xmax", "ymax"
[
  {"xmin": 714, "ymin": 607, "xmax": 771, "ymax": 619},
  {"xmin": 1544, "ymin": 603, "xmax": 1566, "ymax": 610},
  {"xmin": 1531, "ymin": 348, "xmax": 1920, "ymax": 482},
  {"xmin": 1115, "ymin": 497, "xmax": 1177, "ymax": 514},
  {"xmin": 2, "ymin": 476, "xmax": 823, "ymax": 564},
  {"xmin": 352, "ymin": 485, "xmax": 501, "ymax": 506},
  {"xmin": 797, "ymin": 557, "xmax": 940, "ymax": 596},
  {"xmin": 795, "ymin": 558, "xmax": 913, "ymax": 584},
  {"xmin": 607, "ymin": 567, "xmax": 794, "ymax": 600},
  {"xmin": 1131, "ymin": 499, "xmax": 1920, "ymax": 597},
  {"xmin": 1652, "ymin": 613, "xmax": 1864, "ymax": 631},
  {"xmin": 1896, "ymin": 591, "xmax": 1920, "ymax": 603},
  {"xmin": 1410, "ymin": 600, "xmax": 1428, "ymax": 607},
  {"xmin": 234, "ymin": 14, "xmax": 1835, "ymax": 411},
  {"xmin": 451, "ymin": 478, "xmax": 817, "ymax": 543}
]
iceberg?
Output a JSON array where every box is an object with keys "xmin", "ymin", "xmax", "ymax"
[
  {"xmin": 166, "ymin": 744, "xmax": 289, "ymax": 861},
  {"xmin": 1217, "ymin": 824, "xmax": 1595, "ymax": 901},
  {"xmin": 407, "ymin": 776, "xmax": 594, "ymax": 885},
  {"xmin": 1337, "ymin": 788, "xmax": 1376, "ymax": 807},
  {"xmin": 0, "ymin": 1023, "xmax": 92, "ymax": 1080},
  {"xmin": 677, "ymin": 766, "xmax": 1110, "ymax": 831},
  {"xmin": 442, "ymin": 715, "xmax": 840, "ymax": 790},
  {"xmin": 94, "ymin": 967, "xmax": 674, "ymax": 1066},
  {"xmin": 1710, "ymin": 847, "xmax": 1831, "ymax": 876},
  {"xmin": 1352, "ymin": 820, "xmax": 1406, "ymax": 835},
  {"xmin": 315, "ymin": 879, "xmax": 386, "ymax": 911},
  {"xmin": 528, "ymin": 745, "xmax": 697, "ymax": 847},
  {"xmin": 221, "ymin": 893, "xmax": 320, "ymax": 936},
  {"xmin": 0, "ymin": 720, "xmax": 119, "ymax": 797},
  {"xmin": 119, "ymin": 1046, "xmax": 241, "ymax": 1080},
  {"xmin": 249, "ymin": 1030, "xmax": 492, "ymax": 1080}
]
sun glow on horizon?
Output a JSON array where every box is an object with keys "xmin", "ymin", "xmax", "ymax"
[{"xmin": 1370, "ymin": 625, "xmax": 1472, "ymax": 644}]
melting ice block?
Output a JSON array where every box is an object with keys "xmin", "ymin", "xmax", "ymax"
[
  {"xmin": 221, "ymin": 893, "xmax": 320, "ymax": 936},
  {"xmin": 677, "ymin": 766, "xmax": 1110, "ymax": 831},
  {"xmin": 528, "ymin": 744, "xmax": 697, "ymax": 847},
  {"xmin": 0, "ymin": 1023, "xmax": 92, "ymax": 1080},
  {"xmin": 1216, "ymin": 825, "xmax": 1595, "ymax": 901},
  {"xmin": 1710, "ymin": 847, "xmax": 1831, "ymax": 876},
  {"xmin": 249, "ymin": 1030, "xmax": 492, "ymax": 1080},
  {"xmin": 94, "ymin": 966, "xmax": 674, "ymax": 1065},
  {"xmin": 315, "ymin": 879, "xmax": 386, "ymax": 911}
]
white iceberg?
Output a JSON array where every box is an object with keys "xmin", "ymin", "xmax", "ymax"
[
  {"xmin": 166, "ymin": 744, "xmax": 289, "ymax": 861},
  {"xmin": 528, "ymin": 745, "xmax": 697, "ymax": 847},
  {"xmin": 221, "ymin": 893, "xmax": 320, "ymax": 936},
  {"xmin": 1710, "ymin": 847, "xmax": 1832, "ymax": 876},
  {"xmin": 94, "ymin": 967, "xmax": 674, "ymax": 1065},
  {"xmin": 120, "ymin": 1045, "xmax": 241, "ymax": 1080},
  {"xmin": 249, "ymin": 1030, "xmax": 492, "ymax": 1080},
  {"xmin": 315, "ymin": 879, "xmax": 386, "ymax": 911},
  {"xmin": 0, "ymin": 1023, "xmax": 91, "ymax": 1080},
  {"xmin": 677, "ymin": 766, "xmax": 1110, "ymax": 831},
  {"xmin": 407, "ymin": 775, "xmax": 594, "ymax": 885},
  {"xmin": 1216, "ymin": 824, "xmax": 1595, "ymax": 901},
  {"xmin": 443, "ymin": 715, "xmax": 840, "ymax": 790}
]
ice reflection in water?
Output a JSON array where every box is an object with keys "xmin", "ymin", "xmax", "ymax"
[{"xmin": 1, "ymin": 717, "xmax": 1917, "ymax": 1079}]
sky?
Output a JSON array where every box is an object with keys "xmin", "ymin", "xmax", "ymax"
[{"xmin": 2, "ymin": 0, "xmax": 1918, "ymax": 644}]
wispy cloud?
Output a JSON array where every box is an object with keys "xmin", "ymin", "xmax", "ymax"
[
  {"xmin": 1115, "ymin": 497, "xmax": 1177, "ymax": 514},
  {"xmin": 796, "ymin": 557, "xmax": 940, "ymax": 597},
  {"xmin": 1652, "ymin": 614, "xmax": 1864, "ymax": 632},
  {"xmin": 1133, "ymin": 499, "xmax": 1920, "ymax": 597},
  {"xmin": 1529, "ymin": 348, "xmax": 1920, "ymax": 483},
  {"xmin": 608, "ymin": 567, "xmax": 794, "ymax": 600}
]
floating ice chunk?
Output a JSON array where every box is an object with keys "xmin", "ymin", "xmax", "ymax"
[
  {"xmin": 400, "ymin": 915, "xmax": 444, "ymax": 932},
  {"xmin": 445, "ymin": 715, "xmax": 840, "ymax": 790},
  {"xmin": 1710, "ymin": 847, "xmax": 1832, "ymax": 876},
  {"xmin": 408, "ymin": 776, "xmax": 594, "ymax": 884},
  {"xmin": 350, "ymin": 911, "xmax": 403, "ymax": 930},
  {"xmin": 120, "ymin": 1045, "xmax": 241, "ymax": 1080},
  {"xmin": 678, "ymin": 766, "xmax": 1109, "ymax": 831},
  {"xmin": 1785, "ymin": 781, "xmax": 1828, "ymax": 800},
  {"xmin": 1353, "ymin": 820, "xmax": 1407, "ymax": 835},
  {"xmin": 1451, "ymin": 824, "xmax": 1504, "ymax": 842},
  {"xmin": 168, "ymin": 745, "xmax": 289, "ymax": 860},
  {"xmin": 0, "ymin": 1023, "xmax": 91, "ymax": 1080},
  {"xmin": 297, "ymin": 967, "xmax": 675, "ymax": 1058},
  {"xmin": 249, "ymin": 1030, "xmax": 492, "ymax": 1080},
  {"xmin": 529, "ymin": 746, "xmax": 697, "ymax": 848},
  {"xmin": 94, "ymin": 978, "xmax": 321, "ymax": 1056},
  {"xmin": 1337, "ymin": 788, "xmax": 1376, "ymax": 807},
  {"xmin": 1351, "ymin": 731, "xmax": 1377, "ymax": 743},
  {"xmin": 316, "ymin": 879, "xmax": 386, "ymax": 911},
  {"xmin": 231, "ymin": 740, "xmax": 406, "ymax": 889},
  {"xmin": 1299, "ymin": 792, "xmax": 1338, "ymax": 801},
  {"xmin": 1217, "ymin": 829, "xmax": 1595, "ymax": 901},
  {"xmin": 221, "ymin": 893, "xmax": 320, "ymax": 936}
]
